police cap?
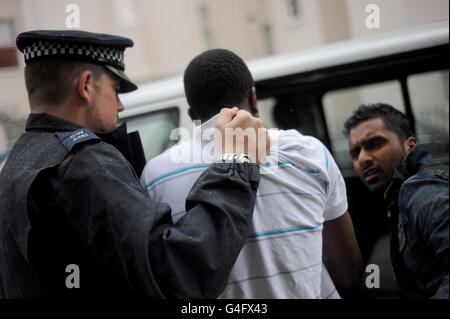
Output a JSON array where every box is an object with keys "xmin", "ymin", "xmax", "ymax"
[{"xmin": 16, "ymin": 30, "xmax": 138, "ymax": 93}]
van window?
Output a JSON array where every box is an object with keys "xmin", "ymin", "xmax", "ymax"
[
  {"xmin": 407, "ymin": 70, "xmax": 449, "ymax": 161},
  {"xmin": 257, "ymin": 97, "xmax": 278, "ymax": 129},
  {"xmin": 124, "ymin": 108, "xmax": 179, "ymax": 161},
  {"xmin": 0, "ymin": 120, "xmax": 26, "ymax": 169},
  {"xmin": 260, "ymin": 93, "xmax": 329, "ymax": 145},
  {"xmin": 322, "ymin": 80, "xmax": 405, "ymax": 170}
]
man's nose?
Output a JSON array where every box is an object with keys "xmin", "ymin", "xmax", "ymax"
[
  {"xmin": 117, "ymin": 99, "xmax": 125, "ymax": 112},
  {"xmin": 358, "ymin": 148, "xmax": 373, "ymax": 167}
]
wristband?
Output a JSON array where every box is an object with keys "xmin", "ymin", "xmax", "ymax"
[{"xmin": 215, "ymin": 153, "xmax": 252, "ymax": 164}]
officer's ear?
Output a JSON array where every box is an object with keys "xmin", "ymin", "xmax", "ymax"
[{"xmin": 77, "ymin": 70, "xmax": 96, "ymax": 104}]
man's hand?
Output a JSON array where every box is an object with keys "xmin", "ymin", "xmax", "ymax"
[{"xmin": 215, "ymin": 107, "xmax": 270, "ymax": 164}]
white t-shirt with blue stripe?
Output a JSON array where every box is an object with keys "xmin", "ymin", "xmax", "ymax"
[{"xmin": 140, "ymin": 116, "xmax": 347, "ymax": 299}]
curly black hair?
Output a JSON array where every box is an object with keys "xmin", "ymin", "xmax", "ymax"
[
  {"xmin": 183, "ymin": 49, "xmax": 254, "ymax": 121},
  {"xmin": 343, "ymin": 103, "xmax": 414, "ymax": 141}
]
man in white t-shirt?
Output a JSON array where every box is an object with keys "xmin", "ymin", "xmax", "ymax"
[{"xmin": 141, "ymin": 49, "xmax": 363, "ymax": 298}]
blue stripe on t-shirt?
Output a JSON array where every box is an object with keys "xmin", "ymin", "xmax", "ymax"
[
  {"xmin": 322, "ymin": 144, "xmax": 329, "ymax": 171},
  {"xmin": 146, "ymin": 161, "xmax": 323, "ymax": 189},
  {"xmin": 248, "ymin": 224, "xmax": 322, "ymax": 239}
]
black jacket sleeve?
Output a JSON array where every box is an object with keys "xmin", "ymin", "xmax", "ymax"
[{"xmin": 54, "ymin": 142, "xmax": 259, "ymax": 299}]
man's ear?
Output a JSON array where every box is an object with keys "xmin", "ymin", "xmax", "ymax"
[
  {"xmin": 249, "ymin": 86, "xmax": 259, "ymax": 117},
  {"xmin": 77, "ymin": 70, "xmax": 96, "ymax": 104},
  {"xmin": 188, "ymin": 108, "xmax": 196, "ymax": 121},
  {"xmin": 405, "ymin": 136, "xmax": 417, "ymax": 152}
]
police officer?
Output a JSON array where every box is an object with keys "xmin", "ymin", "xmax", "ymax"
[{"xmin": 0, "ymin": 30, "xmax": 264, "ymax": 299}]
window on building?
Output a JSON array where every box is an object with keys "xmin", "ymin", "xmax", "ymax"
[
  {"xmin": 263, "ymin": 25, "xmax": 274, "ymax": 55},
  {"xmin": 199, "ymin": 5, "xmax": 212, "ymax": 50},
  {"xmin": 0, "ymin": 21, "xmax": 17, "ymax": 68},
  {"xmin": 285, "ymin": 0, "xmax": 301, "ymax": 22}
]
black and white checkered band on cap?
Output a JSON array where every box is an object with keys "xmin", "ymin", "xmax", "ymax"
[
  {"xmin": 16, "ymin": 30, "xmax": 137, "ymax": 92},
  {"xmin": 22, "ymin": 40, "xmax": 125, "ymax": 70}
]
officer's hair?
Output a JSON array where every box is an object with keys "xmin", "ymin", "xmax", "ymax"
[
  {"xmin": 343, "ymin": 103, "xmax": 414, "ymax": 141},
  {"xmin": 183, "ymin": 49, "xmax": 254, "ymax": 122},
  {"xmin": 24, "ymin": 59, "xmax": 106, "ymax": 108}
]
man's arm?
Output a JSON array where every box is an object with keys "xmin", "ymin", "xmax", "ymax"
[
  {"xmin": 150, "ymin": 108, "xmax": 266, "ymax": 297},
  {"xmin": 323, "ymin": 212, "xmax": 364, "ymax": 297},
  {"xmin": 400, "ymin": 173, "xmax": 449, "ymax": 299},
  {"xmin": 320, "ymin": 144, "xmax": 363, "ymax": 297},
  {"xmin": 54, "ymin": 108, "xmax": 265, "ymax": 299},
  {"xmin": 151, "ymin": 162, "xmax": 259, "ymax": 298},
  {"xmin": 56, "ymin": 144, "xmax": 259, "ymax": 299}
]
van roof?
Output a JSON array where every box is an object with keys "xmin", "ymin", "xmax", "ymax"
[{"xmin": 121, "ymin": 20, "xmax": 449, "ymax": 108}]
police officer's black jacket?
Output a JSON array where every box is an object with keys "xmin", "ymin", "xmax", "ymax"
[{"xmin": 0, "ymin": 113, "xmax": 260, "ymax": 299}]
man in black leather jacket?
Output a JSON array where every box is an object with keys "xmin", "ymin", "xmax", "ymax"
[
  {"xmin": 345, "ymin": 104, "xmax": 448, "ymax": 299},
  {"xmin": 0, "ymin": 30, "xmax": 264, "ymax": 299}
]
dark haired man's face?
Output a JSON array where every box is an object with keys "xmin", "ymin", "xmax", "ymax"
[{"xmin": 348, "ymin": 118, "xmax": 411, "ymax": 192}]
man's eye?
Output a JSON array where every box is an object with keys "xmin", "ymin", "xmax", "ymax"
[
  {"xmin": 350, "ymin": 149, "xmax": 359, "ymax": 159},
  {"xmin": 367, "ymin": 140, "xmax": 383, "ymax": 149}
]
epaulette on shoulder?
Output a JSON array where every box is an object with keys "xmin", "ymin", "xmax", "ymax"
[{"xmin": 56, "ymin": 128, "xmax": 100, "ymax": 152}]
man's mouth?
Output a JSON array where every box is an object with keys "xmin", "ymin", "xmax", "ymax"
[{"xmin": 362, "ymin": 168, "xmax": 380, "ymax": 184}]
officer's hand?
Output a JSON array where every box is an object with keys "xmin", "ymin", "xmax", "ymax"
[{"xmin": 215, "ymin": 107, "xmax": 270, "ymax": 164}]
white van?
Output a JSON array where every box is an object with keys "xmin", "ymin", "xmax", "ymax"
[{"xmin": 119, "ymin": 20, "xmax": 449, "ymax": 264}]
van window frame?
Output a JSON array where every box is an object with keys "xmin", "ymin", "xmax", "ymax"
[
  {"xmin": 120, "ymin": 106, "xmax": 180, "ymax": 161},
  {"xmin": 254, "ymin": 44, "xmax": 449, "ymax": 158}
]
